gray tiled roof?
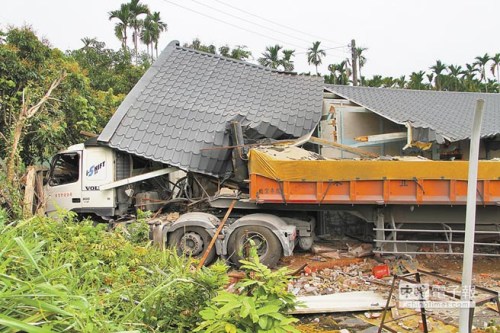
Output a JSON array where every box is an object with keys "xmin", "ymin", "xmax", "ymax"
[
  {"xmin": 99, "ymin": 41, "xmax": 324, "ymax": 177},
  {"xmin": 325, "ymin": 85, "xmax": 500, "ymax": 142}
]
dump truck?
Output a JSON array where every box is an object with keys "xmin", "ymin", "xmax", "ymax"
[{"xmin": 44, "ymin": 136, "xmax": 500, "ymax": 267}]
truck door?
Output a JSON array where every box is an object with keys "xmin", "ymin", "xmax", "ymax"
[
  {"xmin": 81, "ymin": 147, "xmax": 115, "ymax": 216},
  {"xmin": 45, "ymin": 151, "xmax": 82, "ymax": 214}
]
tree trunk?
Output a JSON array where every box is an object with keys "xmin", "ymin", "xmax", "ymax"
[
  {"xmin": 5, "ymin": 74, "xmax": 66, "ymax": 184},
  {"xmin": 6, "ymin": 119, "xmax": 25, "ymax": 183}
]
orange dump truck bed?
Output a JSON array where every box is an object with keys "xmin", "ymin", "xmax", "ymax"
[{"xmin": 248, "ymin": 146, "xmax": 500, "ymax": 206}]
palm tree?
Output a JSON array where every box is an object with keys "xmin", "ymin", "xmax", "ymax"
[
  {"xmin": 218, "ymin": 45, "xmax": 230, "ymax": 57},
  {"xmin": 258, "ymin": 44, "xmax": 282, "ymax": 69},
  {"xmin": 148, "ymin": 11, "xmax": 167, "ymax": 58},
  {"xmin": 395, "ymin": 75, "xmax": 406, "ymax": 89},
  {"xmin": 490, "ymin": 53, "xmax": 500, "ymax": 83},
  {"xmin": 429, "ymin": 60, "xmax": 447, "ymax": 90},
  {"xmin": 356, "ymin": 47, "xmax": 368, "ymax": 83},
  {"xmin": 184, "ymin": 38, "xmax": 216, "ymax": 54},
  {"xmin": 140, "ymin": 15, "xmax": 154, "ymax": 59},
  {"xmin": 474, "ymin": 53, "xmax": 490, "ymax": 86},
  {"xmin": 463, "ymin": 63, "xmax": 480, "ymax": 91},
  {"xmin": 408, "ymin": 71, "xmax": 425, "ymax": 90},
  {"xmin": 327, "ymin": 61, "xmax": 351, "ymax": 85},
  {"xmin": 81, "ymin": 37, "xmax": 98, "ymax": 50},
  {"xmin": 230, "ymin": 45, "xmax": 252, "ymax": 61},
  {"xmin": 129, "ymin": 0, "xmax": 150, "ymax": 59},
  {"xmin": 447, "ymin": 65, "xmax": 464, "ymax": 91},
  {"xmin": 381, "ymin": 76, "xmax": 395, "ymax": 88},
  {"xmin": 307, "ymin": 41, "xmax": 326, "ymax": 75},
  {"xmin": 365, "ymin": 75, "xmax": 383, "ymax": 87},
  {"xmin": 426, "ymin": 73, "xmax": 434, "ymax": 90},
  {"xmin": 281, "ymin": 49, "xmax": 295, "ymax": 71},
  {"xmin": 109, "ymin": 3, "xmax": 131, "ymax": 51}
]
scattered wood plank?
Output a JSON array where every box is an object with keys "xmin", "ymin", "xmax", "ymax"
[{"xmin": 289, "ymin": 291, "xmax": 387, "ymax": 314}]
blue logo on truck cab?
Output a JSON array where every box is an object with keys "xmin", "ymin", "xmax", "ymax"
[{"xmin": 86, "ymin": 161, "xmax": 105, "ymax": 177}]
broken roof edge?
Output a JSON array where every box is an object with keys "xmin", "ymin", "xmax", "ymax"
[
  {"xmin": 98, "ymin": 40, "xmax": 180, "ymax": 143},
  {"xmin": 323, "ymin": 86, "xmax": 457, "ymax": 142}
]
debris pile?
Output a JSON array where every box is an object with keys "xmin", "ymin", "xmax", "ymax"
[{"xmin": 290, "ymin": 260, "xmax": 385, "ymax": 296}]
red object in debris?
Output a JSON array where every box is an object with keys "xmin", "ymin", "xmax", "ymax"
[{"xmin": 372, "ymin": 264, "xmax": 391, "ymax": 278}]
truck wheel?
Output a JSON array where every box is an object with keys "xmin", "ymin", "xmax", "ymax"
[
  {"xmin": 227, "ymin": 226, "xmax": 282, "ymax": 268},
  {"xmin": 168, "ymin": 226, "xmax": 216, "ymax": 265}
]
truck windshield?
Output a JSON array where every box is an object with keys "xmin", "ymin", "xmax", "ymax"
[{"xmin": 49, "ymin": 153, "xmax": 80, "ymax": 186}]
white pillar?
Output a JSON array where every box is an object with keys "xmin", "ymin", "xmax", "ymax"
[{"xmin": 459, "ymin": 99, "xmax": 484, "ymax": 332}]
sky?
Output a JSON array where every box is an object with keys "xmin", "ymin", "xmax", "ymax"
[{"xmin": 1, "ymin": 0, "xmax": 499, "ymax": 79}]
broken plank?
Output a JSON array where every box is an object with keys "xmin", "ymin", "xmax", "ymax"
[
  {"xmin": 355, "ymin": 132, "xmax": 406, "ymax": 143},
  {"xmin": 289, "ymin": 291, "xmax": 387, "ymax": 314}
]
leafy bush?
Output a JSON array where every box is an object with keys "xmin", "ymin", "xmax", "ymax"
[
  {"xmin": 195, "ymin": 246, "xmax": 300, "ymax": 333},
  {"xmin": 0, "ymin": 212, "xmax": 227, "ymax": 332}
]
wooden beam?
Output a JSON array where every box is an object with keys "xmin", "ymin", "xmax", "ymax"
[
  {"xmin": 23, "ymin": 166, "xmax": 36, "ymax": 218},
  {"xmin": 35, "ymin": 169, "xmax": 46, "ymax": 215},
  {"xmin": 197, "ymin": 200, "xmax": 236, "ymax": 269},
  {"xmin": 308, "ymin": 136, "xmax": 379, "ymax": 158},
  {"xmin": 355, "ymin": 132, "xmax": 407, "ymax": 143},
  {"xmin": 100, "ymin": 167, "xmax": 178, "ymax": 190}
]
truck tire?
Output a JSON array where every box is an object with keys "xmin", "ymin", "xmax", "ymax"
[
  {"xmin": 227, "ymin": 226, "xmax": 282, "ymax": 268},
  {"xmin": 168, "ymin": 226, "xmax": 216, "ymax": 265}
]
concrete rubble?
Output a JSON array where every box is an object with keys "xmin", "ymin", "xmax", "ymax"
[{"xmin": 277, "ymin": 242, "xmax": 500, "ymax": 332}]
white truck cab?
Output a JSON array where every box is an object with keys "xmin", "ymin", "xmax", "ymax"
[{"xmin": 45, "ymin": 143, "xmax": 116, "ymax": 217}]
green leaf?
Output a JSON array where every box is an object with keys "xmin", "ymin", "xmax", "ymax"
[
  {"xmin": 266, "ymin": 312, "xmax": 285, "ymax": 320},
  {"xmin": 213, "ymin": 291, "xmax": 238, "ymax": 303},
  {"xmin": 218, "ymin": 300, "xmax": 241, "ymax": 315},
  {"xmin": 14, "ymin": 237, "xmax": 46, "ymax": 280},
  {"xmin": 21, "ymin": 297, "xmax": 73, "ymax": 317},
  {"xmin": 258, "ymin": 315, "xmax": 268, "ymax": 329},
  {"xmin": 256, "ymin": 304, "xmax": 280, "ymax": 316},
  {"xmin": 224, "ymin": 323, "xmax": 237, "ymax": 333},
  {"xmin": 239, "ymin": 298, "xmax": 252, "ymax": 318},
  {"xmin": 0, "ymin": 314, "xmax": 53, "ymax": 333},
  {"xmin": 199, "ymin": 308, "xmax": 216, "ymax": 320}
]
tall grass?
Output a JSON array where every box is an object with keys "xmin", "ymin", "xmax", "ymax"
[{"xmin": 0, "ymin": 210, "xmax": 228, "ymax": 332}]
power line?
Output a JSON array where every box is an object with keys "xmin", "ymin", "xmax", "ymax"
[
  {"xmin": 295, "ymin": 45, "xmax": 350, "ymax": 55},
  {"xmin": 212, "ymin": 0, "xmax": 347, "ymax": 48},
  {"xmin": 189, "ymin": 0, "xmax": 338, "ymax": 50},
  {"xmin": 161, "ymin": 0, "xmax": 307, "ymax": 50},
  {"xmin": 159, "ymin": 0, "xmax": 352, "ymax": 71}
]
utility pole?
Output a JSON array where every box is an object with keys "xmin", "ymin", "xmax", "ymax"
[{"xmin": 351, "ymin": 39, "xmax": 358, "ymax": 86}]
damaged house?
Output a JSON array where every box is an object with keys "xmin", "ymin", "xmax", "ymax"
[
  {"xmin": 322, "ymin": 85, "xmax": 500, "ymax": 160},
  {"xmin": 98, "ymin": 41, "xmax": 324, "ymax": 179},
  {"xmin": 93, "ymin": 41, "xmax": 500, "ymax": 257}
]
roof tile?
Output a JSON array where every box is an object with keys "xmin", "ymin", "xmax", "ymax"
[{"xmin": 99, "ymin": 41, "xmax": 323, "ymax": 176}]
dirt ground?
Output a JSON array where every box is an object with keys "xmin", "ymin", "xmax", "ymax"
[{"xmin": 279, "ymin": 244, "xmax": 500, "ymax": 333}]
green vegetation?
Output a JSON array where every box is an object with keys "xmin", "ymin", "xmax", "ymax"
[
  {"xmin": 0, "ymin": 210, "xmax": 301, "ymax": 332},
  {"xmin": 109, "ymin": 0, "xmax": 168, "ymax": 61},
  {"xmin": 0, "ymin": 209, "xmax": 228, "ymax": 332},
  {"xmin": 183, "ymin": 38, "xmax": 252, "ymax": 61},
  {"xmin": 323, "ymin": 49, "xmax": 500, "ymax": 92},
  {"xmin": 195, "ymin": 246, "xmax": 300, "ymax": 333},
  {"xmin": 0, "ymin": 26, "xmax": 147, "ymax": 218}
]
